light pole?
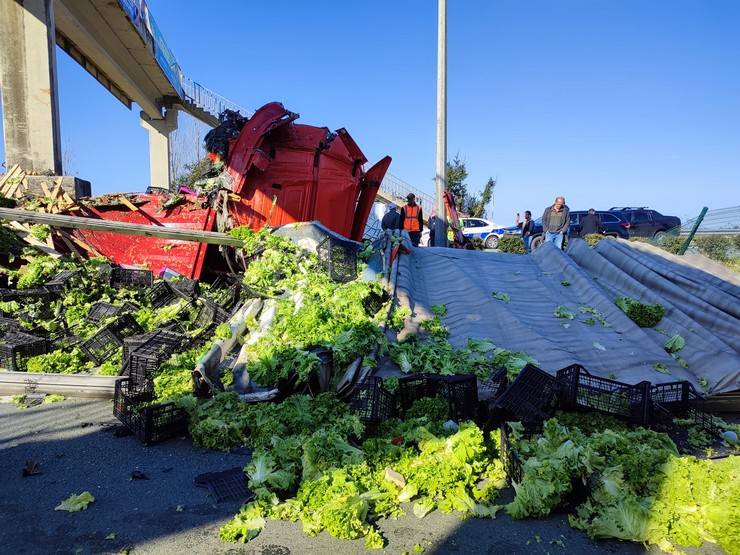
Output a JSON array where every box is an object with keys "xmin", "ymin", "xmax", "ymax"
[{"xmin": 434, "ymin": 0, "xmax": 448, "ymax": 247}]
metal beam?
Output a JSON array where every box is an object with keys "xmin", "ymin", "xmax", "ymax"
[
  {"xmin": 0, "ymin": 207, "xmax": 243, "ymax": 247},
  {"xmin": 0, "ymin": 371, "xmax": 117, "ymax": 399}
]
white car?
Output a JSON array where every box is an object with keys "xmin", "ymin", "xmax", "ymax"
[{"xmin": 461, "ymin": 218, "xmax": 506, "ymax": 249}]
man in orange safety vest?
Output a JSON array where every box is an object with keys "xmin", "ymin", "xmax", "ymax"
[{"xmin": 399, "ymin": 193, "xmax": 424, "ymax": 247}]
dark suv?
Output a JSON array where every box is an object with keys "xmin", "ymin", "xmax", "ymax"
[
  {"xmin": 608, "ymin": 207, "xmax": 681, "ymax": 240},
  {"xmin": 568, "ymin": 211, "xmax": 631, "ymax": 240}
]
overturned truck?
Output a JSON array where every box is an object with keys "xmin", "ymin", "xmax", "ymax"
[{"xmin": 57, "ymin": 102, "xmax": 390, "ymax": 278}]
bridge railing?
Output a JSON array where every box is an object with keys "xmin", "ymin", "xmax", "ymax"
[
  {"xmin": 380, "ymin": 173, "xmax": 435, "ymax": 212},
  {"xmin": 181, "ymin": 77, "xmax": 250, "ymax": 121}
]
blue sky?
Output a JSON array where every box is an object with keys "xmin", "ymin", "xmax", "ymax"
[{"xmin": 2, "ymin": 0, "xmax": 739, "ymax": 225}]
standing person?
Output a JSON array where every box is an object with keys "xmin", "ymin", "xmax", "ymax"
[
  {"xmin": 541, "ymin": 196, "xmax": 570, "ymax": 249},
  {"xmin": 400, "ymin": 193, "xmax": 424, "ymax": 247},
  {"xmin": 579, "ymin": 208, "xmax": 602, "ymax": 237},
  {"xmin": 521, "ymin": 210, "xmax": 535, "ymax": 253},
  {"xmin": 427, "ymin": 211, "xmax": 437, "ymax": 246},
  {"xmin": 381, "ymin": 204, "xmax": 401, "ymax": 231}
]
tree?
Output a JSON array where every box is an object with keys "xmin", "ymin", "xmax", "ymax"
[
  {"xmin": 172, "ymin": 157, "xmax": 213, "ymax": 191},
  {"xmin": 445, "ymin": 155, "xmax": 495, "ymax": 218},
  {"xmin": 446, "ymin": 155, "xmax": 469, "ymax": 213},
  {"xmin": 465, "ymin": 177, "xmax": 496, "ymax": 217}
]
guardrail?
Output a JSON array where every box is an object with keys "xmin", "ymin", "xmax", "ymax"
[
  {"xmin": 380, "ymin": 173, "xmax": 435, "ymax": 212},
  {"xmin": 681, "ymin": 206, "xmax": 740, "ymax": 235},
  {"xmin": 181, "ymin": 77, "xmax": 250, "ymax": 121}
]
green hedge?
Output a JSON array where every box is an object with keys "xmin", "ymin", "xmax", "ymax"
[
  {"xmin": 497, "ymin": 235, "xmax": 526, "ymax": 254},
  {"xmin": 693, "ymin": 235, "xmax": 733, "ymax": 261}
]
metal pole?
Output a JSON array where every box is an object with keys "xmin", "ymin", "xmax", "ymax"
[
  {"xmin": 677, "ymin": 206, "xmax": 708, "ymax": 255},
  {"xmin": 434, "ymin": 0, "xmax": 448, "ymax": 247}
]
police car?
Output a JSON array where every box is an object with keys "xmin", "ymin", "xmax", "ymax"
[{"xmin": 461, "ymin": 218, "xmax": 506, "ymax": 249}]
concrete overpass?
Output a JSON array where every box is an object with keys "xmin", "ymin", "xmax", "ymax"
[
  {"xmin": 0, "ymin": 0, "xmax": 244, "ymax": 189},
  {"xmin": 0, "ymin": 0, "xmax": 430, "ymax": 210}
]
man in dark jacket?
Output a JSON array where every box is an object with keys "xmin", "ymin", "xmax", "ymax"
[
  {"xmin": 580, "ymin": 208, "xmax": 602, "ymax": 237},
  {"xmin": 381, "ymin": 204, "xmax": 401, "ymax": 231},
  {"xmin": 399, "ymin": 193, "xmax": 424, "ymax": 247},
  {"xmin": 541, "ymin": 196, "xmax": 570, "ymax": 249}
]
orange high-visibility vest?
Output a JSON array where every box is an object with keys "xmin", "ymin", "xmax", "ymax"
[{"xmin": 403, "ymin": 204, "xmax": 421, "ymax": 232}]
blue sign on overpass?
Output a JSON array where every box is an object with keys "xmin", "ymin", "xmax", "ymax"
[{"xmin": 118, "ymin": 0, "xmax": 184, "ymax": 98}]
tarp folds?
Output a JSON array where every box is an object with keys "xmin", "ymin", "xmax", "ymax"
[{"xmin": 395, "ymin": 239, "xmax": 740, "ymax": 395}]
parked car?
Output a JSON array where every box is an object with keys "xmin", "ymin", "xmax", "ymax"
[
  {"xmin": 608, "ymin": 207, "xmax": 681, "ymax": 240},
  {"xmin": 461, "ymin": 217, "xmax": 507, "ymax": 249},
  {"xmin": 502, "ymin": 211, "xmax": 631, "ymax": 251},
  {"xmin": 568, "ymin": 211, "xmax": 631, "ymax": 240}
]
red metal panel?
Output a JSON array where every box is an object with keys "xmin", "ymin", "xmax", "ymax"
[
  {"xmin": 74, "ymin": 195, "xmax": 214, "ymax": 279},
  {"xmin": 314, "ymin": 153, "xmax": 359, "ymax": 237},
  {"xmin": 225, "ymin": 102, "xmax": 297, "ymax": 195},
  {"xmin": 351, "ymin": 156, "xmax": 392, "ymax": 240},
  {"xmin": 336, "ymin": 128, "xmax": 368, "ymax": 167},
  {"xmin": 224, "ymin": 103, "xmax": 391, "ymax": 238}
]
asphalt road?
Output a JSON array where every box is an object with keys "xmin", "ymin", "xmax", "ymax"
[{"xmin": 0, "ymin": 398, "xmax": 719, "ymax": 555}]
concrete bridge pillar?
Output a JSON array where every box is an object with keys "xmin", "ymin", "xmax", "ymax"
[
  {"xmin": 0, "ymin": 0, "xmax": 63, "ymax": 174},
  {"xmin": 140, "ymin": 108, "xmax": 178, "ymax": 190}
]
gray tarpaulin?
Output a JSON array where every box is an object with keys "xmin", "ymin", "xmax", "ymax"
[{"xmin": 394, "ymin": 238, "xmax": 740, "ymax": 395}]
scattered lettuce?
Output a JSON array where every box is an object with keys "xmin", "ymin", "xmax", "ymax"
[
  {"xmin": 55, "ymin": 491, "xmax": 95, "ymax": 512},
  {"xmin": 664, "ymin": 334, "xmax": 685, "ymax": 354},
  {"xmin": 615, "ymin": 297, "xmax": 665, "ymax": 328},
  {"xmin": 553, "ymin": 306, "xmax": 576, "ymax": 320}
]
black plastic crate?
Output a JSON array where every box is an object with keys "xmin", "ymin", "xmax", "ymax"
[
  {"xmin": 495, "ymin": 364, "xmax": 563, "ymax": 425},
  {"xmin": 0, "ymin": 316, "xmax": 19, "ymax": 335},
  {"xmin": 350, "ymin": 377, "xmax": 397, "ymax": 431},
  {"xmin": 397, "ymin": 374, "xmax": 434, "ymax": 412},
  {"xmin": 122, "ymin": 331, "xmax": 160, "ymax": 375},
  {"xmin": 110, "ymin": 268, "xmax": 153, "ymax": 289},
  {"xmin": 478, "ymin": 367, "xmax": 509, "ymax": 403},
  {"xmin": 194, "ymin": 467, "xmax": 253, "ymax": 503},
  {"xmin": 438, "ymin": 374, "xmax": 479, "ymax": 421},
  {"xmin": 87, "ymin": 301, "xmax": 139, "ymax": 323},
  {"xmin": 118, "ymin": 301, "xmax": 139, "ymax": 315},
  {"xmin": 0, "ymin": 331, "xmax": 49, "ymax": 371},
  {"xmin": 51, "ymin": 334, "xmax": 83, "ymax": 350},
  {"xmin": 80, "ymin": 327, "xmax": 122, "ymax": 365},
  {"xmin": 113, "ymin": 377, "xmax": 189, "ymax": 445},
  {"xmin": 86, "ymin": 302, "xmax": 120, "ymax": 323},
  {"xmin": 500, "ymin": 422, "xmax": 542, "ymax": 484},
  {"xmin": 108, "ymin": 313, "xmax": 144, "ymax": 339},
  {"xmin": 316, "ymin": 236, "xmax": 358, "ymax": 282},
  {"xmin": 147, "ymin": 281, "xmax": 179, "ymax": 309},
  {"xmin": 95, "ymin": 263, "xmax": 113, "ymax": 285},
  {"xmin": 557, "ymin": 365, "xmax": 652, "ymax": 426},
  {"xmin": 45, "ymin": 270, "xmax": 79, "ymax": 294},
  {"xmin": 398, "ymin": 373, "xmax": 479, "ymax": 422},
  {"xmin": 210, "ymin": 276, "xmax": 242, "ymax": 310},
  {"xmin": 80, "ymin": 314, "xmax": 143, "ymax": 365},
  {"xmin": 170, "ymin": 277, "xmax": 200, "ymax": 300},
  {"xmin": 193, "ymin": 298, "xmax": 230, "ymax": 330},
  {"xmin": 128, "ymin": 329, "xmax": 184, "ymax": 390},
  {"xmin": 650, "ymin": 381, "xmax": 720, "ymax": 435}
]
